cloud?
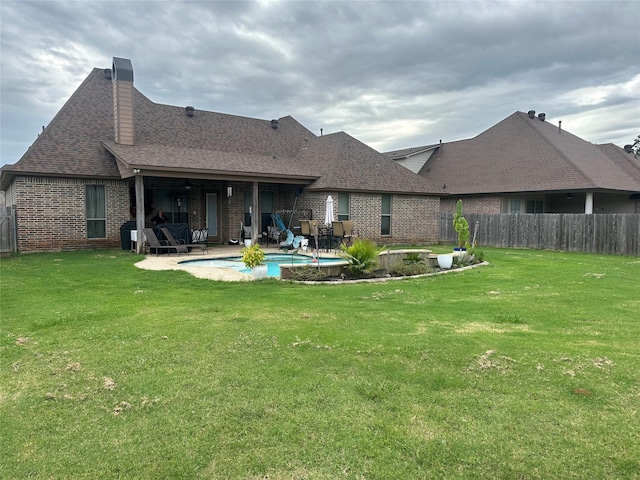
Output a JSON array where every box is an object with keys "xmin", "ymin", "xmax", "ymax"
[{"xmin": 1, "ymin": 0, "xmax": 639, "ymax": 166}]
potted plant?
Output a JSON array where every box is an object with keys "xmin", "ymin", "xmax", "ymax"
[
  {"xmin": 452, "ymin": 199, "xmax": 470, "ymax": 252},
  {"xmin": 437, "ymin": 252, "xmax": 453, "ymax": 269},
  {"xmin": 241, "ymin": 243, "xmax": 267, "ymax": 279}
]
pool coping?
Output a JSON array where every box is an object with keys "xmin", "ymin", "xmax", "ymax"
[{"xmin": 134, "ymin": 245, "xmax": 342, "ymax": 281}]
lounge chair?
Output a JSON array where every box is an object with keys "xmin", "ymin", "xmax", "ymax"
[
  {"xmin": 160, "ymin": 227, "xmax": 208, "ymax": 254},
  {"xmin": 141, "ymin": 228, "xmax": 179, "ymax": 256}
]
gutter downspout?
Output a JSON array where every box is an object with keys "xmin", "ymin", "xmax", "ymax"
[{"xmin": 585, "ymin": 192, "xmax": 594, "ymax": 214}]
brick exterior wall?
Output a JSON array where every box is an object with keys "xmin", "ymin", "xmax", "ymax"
[
  {"xmin": 440, "ymin": 196, "xmax": 502, "ymax": 215},
  {"xmin": 296, "ymin": 191, "xmax": 440, "ymax": 245},
  {"xmin": 14, "ymin": 176, "xmax": 129, "ymax": 252},
  {"xmin": 11, "ymin": 175, "xmax": 443, "ymax": 252}
]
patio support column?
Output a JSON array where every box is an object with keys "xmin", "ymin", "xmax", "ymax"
[
  {"xmin": 252, "ymin": 181, "xmax": 259, "ymax": 244},
  {"xmin": 585, "ymin": 191, "xmax": 594, "ymax": 214},
  {"xmin": 135, "ymin": 175, "xmax": 145, "ymax": 253}
]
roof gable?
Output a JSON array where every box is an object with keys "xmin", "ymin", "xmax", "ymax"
[{"xmin": 3, "ymin": 68, "xmax": 120, "ymax": 178}]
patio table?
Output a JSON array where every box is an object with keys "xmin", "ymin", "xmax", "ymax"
[{"xmin": 318, "ymin": 227, "xmax": 338, "ymax": 252}]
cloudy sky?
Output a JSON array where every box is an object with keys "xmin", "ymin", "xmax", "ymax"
[{"xmin": 1, "ymin": 0, "xmax": 639, "ymax": 167}]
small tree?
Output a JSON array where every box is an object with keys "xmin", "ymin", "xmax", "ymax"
[
  {"xmin": 631, "ymin": 134, "xmax": 640, "ymax": 157},
  {"xmin": 453, "ymin": 199, "xmax": 470, "ymax": 250}
]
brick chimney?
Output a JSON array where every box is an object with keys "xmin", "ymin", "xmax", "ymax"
[{"xmin": 112, "ymin": 57, "xmax": 134, "ymax": 145}]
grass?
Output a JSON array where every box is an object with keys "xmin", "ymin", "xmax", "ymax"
[{"xmin": 1, "ymin": 248, "xmax": 639, "ymax": 479}]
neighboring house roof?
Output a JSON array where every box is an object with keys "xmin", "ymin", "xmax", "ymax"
[
  {"xmin": 383, "ymin": 144, "xmax": 440, "ymax": 161},
  {"xmin": 382, "ymin": 144, "xmax": 440, "ymax": 175},
  {"xmin": 2, "ymin": 66, "xmax": 444, "ymax": 195},
  {"xmin": 400, "ymin": 111, "xmax": 640, "ymax": 195}
]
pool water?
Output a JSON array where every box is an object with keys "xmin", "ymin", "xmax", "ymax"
[{"xmin": 179, "ymin": 253, "xmax": 344, "ymax": 277}]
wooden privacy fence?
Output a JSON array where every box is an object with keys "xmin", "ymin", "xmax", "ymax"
[
  {"xmin": 0, "ymin": 206, "xmax": 17, "ymax": 253},
  {"xmin": 440, "ymin": 213, "xmax": 640, "ymax": 256}
]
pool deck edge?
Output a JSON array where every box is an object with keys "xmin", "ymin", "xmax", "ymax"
[{"xmin": 134, "ymin": 245, "xmax": 341, "ymax": 281}]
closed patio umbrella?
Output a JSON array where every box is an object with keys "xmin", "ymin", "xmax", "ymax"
[{"xmin": 325, "ymin": 195, "xmax": 334, "ymax": 225}]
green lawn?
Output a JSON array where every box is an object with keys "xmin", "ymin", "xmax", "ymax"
[{"xmin": 1, "ymin": 248, "xmax": 639, "ymax": 479}]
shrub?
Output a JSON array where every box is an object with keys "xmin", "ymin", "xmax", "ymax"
[
  {"xmin": 454, "ymin": 252, "xmax": 475, "ymax": 267},
  {"xmin": 403, "ymin": 252, "xmax": 425, "ymax": 264},
  {"xmin": 288, "ymin": 265, "xmax": 329, "ymax": 281},
  {"xmin": 241, "ymin": 243, "xmax": 265, "ymax": 269},
  {"xmin": 389, "ymin": 261, "xmax": 432, "ymax": 277},
  {"xmin": 454, "ymin": 249, "xmax": 486, "ymax": 267},
  {"xmin": 469, "ymin": 248, "xmax": 485, "ymax": 262},
  {"xmin": 339, "ymin": 239, "xmax": 382, "ymax": 278}
]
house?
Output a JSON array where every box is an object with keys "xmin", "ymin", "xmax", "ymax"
[
  {"xmin": 0, "ymin": 57, "xmax": 444, "ymax": 253},
  {"xmin": 385, "ymin": 111, "xmax": 640, "ymax": 215}
]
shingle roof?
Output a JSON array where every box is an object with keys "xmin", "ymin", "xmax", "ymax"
[
  {"xmin": 104, "ymin": 141, "xmax": 319, "ymax": 181},
  {"xmin": 2, "ymin": 65, "xmax": 443, "ymax": 195},
  {"xmin": 420, "ymin": 111, "xmax": 640, "ymax": 194},
  {"xmin": 3, "ymin": 69, "xmax": 119, "ymax": 179},
  {"xmin": 383, "ymin": 144, "xmax": 439, "ymax": 160},
  {"xmin": 301, "ymin": 132, "xmax": 444, "ymax": 194}
]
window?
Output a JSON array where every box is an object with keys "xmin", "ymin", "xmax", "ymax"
[
  {"xmin": 153, "ymin": 190, "xmax": 189, "ymax": 223},
  {"xmin": 509, "ymin": 199, "xmax": 521, "ymax": 214},
  {"xmin": 381, "ymin": 194, "xmax": 391, "ymax": 235},
  {"xmin": 86, "ymin": 185, "xmax": 106, "ymax": 238},
  {"xmin": 338, "ymin": 192, "xmax": 350, "ymax": 220},
  {"xmin": 526, "ymin": 200, "xmax": 544, "ymax": 213}
]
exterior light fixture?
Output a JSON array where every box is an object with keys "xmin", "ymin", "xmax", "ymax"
[
  {"xmin": 227, "ymin": 186, "xmax": 233, "ymax": 197},
  {"xmin": 133, "ymin": 168, "xmax": 141, "ymax": 174}
]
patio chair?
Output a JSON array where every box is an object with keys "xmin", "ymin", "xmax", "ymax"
[
  {"xmin": 331, "ymin": 221, "xmax": 346, "ymax": 250},
  {"xmin": 241, "ymin": 224, "xmax": 263, "ymax": 245},
  {"xmin": 160, "ymin": 227, "xmax": 208, "ymax": 255},
  {"xmin": 331, "ymin": 221, "xmax": 358, "ymax": 250},
  {"xmin": 341, "ymin": 220, "xmax": 358, "ymax": 246},
  {"xmin": 190, "ymin": 228, "xmax": 208, "ymax": 244},
  {"xmin": 300, "ymin": 220, "xmax": 311, "ymax": 236},
  {"xmin": 141, "ymin": 228, "xmax": 179, "ymax": 256},
  {"xmin": 299, "ymin": 219, "xmax": 318, "ymax": 249},
  {"xmin": 266, "ymin": 225, "xmax": 281, "ymax": 246}
]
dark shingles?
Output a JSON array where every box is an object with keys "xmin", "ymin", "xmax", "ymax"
[
  {"xmin": 2, "ymin": 64, "xmax": 445, "ymax": 195},
  {"xmin": 4, "ymin": 69, "xmax": 119, "ymax": 178},
  {"xmin": 420, "ymin": 112, "xmax": 640, "ymax": 195}
]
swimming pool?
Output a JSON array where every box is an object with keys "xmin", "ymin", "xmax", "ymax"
[{"xmin": 179, "ymin": 253, "xmax": 344, "ymax": 277}]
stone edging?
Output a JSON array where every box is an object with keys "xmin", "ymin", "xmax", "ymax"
[{"xmin": 288, "ymin": 261, "xmax": 490, "ymax": 284}]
